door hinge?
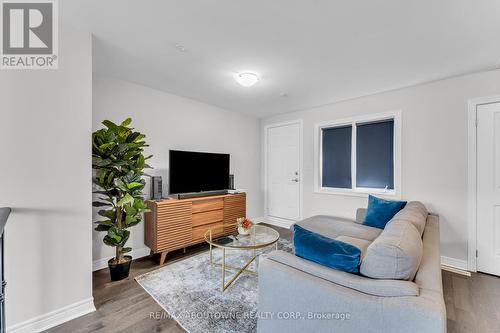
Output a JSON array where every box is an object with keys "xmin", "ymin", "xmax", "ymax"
[
  {"xmin": 476, "ymin": 250, "xmax": 478, "ymax": 257},
  {"xmin": 475, "ymin": 118, "xmax": 478, "ymax": 127}
]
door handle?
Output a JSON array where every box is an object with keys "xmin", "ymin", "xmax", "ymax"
[{"xmin": 291, "ymin": 178, "xmax": 299, "ymax": 182}]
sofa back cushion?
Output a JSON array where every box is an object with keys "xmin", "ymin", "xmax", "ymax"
[
  {"xmin": 360, "ymin": 220, "xmax": 423, "ymax": 280},
  {"xmin": 391, "ymin": 201, "xmax": 428, "ymax": 236}
]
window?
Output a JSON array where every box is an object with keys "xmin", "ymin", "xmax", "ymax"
[
  {"xmin": 322, "ymin": 125, "xmax": 352, "ymax": 188},
  {"xmin": 316, "ymin": 112, "xmax": 400, "ymax": 196}
]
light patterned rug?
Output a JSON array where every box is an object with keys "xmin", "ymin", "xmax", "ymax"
[{"xmin": 135, "ymin": 238, "xmax": 292, "ymax": 333}]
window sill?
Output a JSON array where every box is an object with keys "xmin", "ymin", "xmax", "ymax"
[{"xmin": 314, "ymin": 187, "xmax": 399, "ymax": 198}]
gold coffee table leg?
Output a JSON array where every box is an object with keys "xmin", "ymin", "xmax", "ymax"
[
  {"xmin": 221, "ymin": 254, "xmax": 257, "ymax": 292},
  {"xmin": 209, "ymin": 243, "xmax": 213, "ymax": 265},
  {"xmin": 221, "ymin": 248, "xmax": 226, "ymax": 291}
]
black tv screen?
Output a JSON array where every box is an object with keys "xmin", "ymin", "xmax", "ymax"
[{"xmin": 169, "ymin": 150, "xmax": 230, "ymax": 194}]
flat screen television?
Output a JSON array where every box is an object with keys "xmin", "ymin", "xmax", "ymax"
[{"xmin": 169, "ymin": 150, "xmax": 230, "ymax": 194}]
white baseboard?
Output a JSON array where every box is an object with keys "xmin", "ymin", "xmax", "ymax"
[
  {"xmin": 7, "ymin": 297, "xmax": 96, "ymax": 333},
  {"xmin": 261, "ymin": 216, "xmax": 295, "ymax": 229},
  {"xmin": 251, "ymin": 216, "xmax": 267, "ymax": 224},
  {"xmin": 441, "ymin": 256, "xmax": 470, "ymax": 276},
  {"xmin": 92, "ymin": 247, "xmax": 151, "ymax": 271}
]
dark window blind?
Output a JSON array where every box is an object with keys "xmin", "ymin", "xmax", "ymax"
[
  {"xmin": 356, "ymin": 120, "xmax": 394, "ymax": 189},
  {"xmin": 322, "ymin": 126, "xmax": 352, "ymax": 188}
]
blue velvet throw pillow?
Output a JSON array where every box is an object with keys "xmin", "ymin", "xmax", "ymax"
[
  {"xmin": 293, "ymin": 224, "xmax": 361, "ymax": 273},
  {"xmin": 363, "ymin": 195, "xmax": 407, "ymax": 229}
]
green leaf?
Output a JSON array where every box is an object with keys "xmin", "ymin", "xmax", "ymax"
[
  {"xmin": 114, "ymin": 179, "xmax": 128, "ymax": 192},
  {"xmin": 92, "ymin": 201, "xmax": 110, "ymax": 207},
  {"xmin": 127, "ymin": 182, "xmax": 143, "ymax": 189},
  {"xmin": 121, "ymin": 118, "xmax": 132, "ymax": 127},
  {"xmin": 133, "ymin": 134, "xmax": 145, "ymax": 142},
  {"xmin": 122, "ymin": 247, "xmax": 132, "ymax": 253},
  {"xmin": 136, "ymin": 154, "xmax": 145, "ymax": 169},
  {"xmin": 99, "ymin": 142, "xmax": 115, "ymax": 150},
  {"xmin": 102, "ymin": 120, "xmax": 119, "ymax": 131},
  {"xmin": 98, "ymin": 209, "xmax": 115, "ymax": 220},
  {"xmin": 95, "ymin": 224, "xmax": 112, "ymax": 232},
  {"xmin": 106, "ymin": 172, "xmax": 115, "ymax": 187},
  {"xmin": 93, "ymin": 157, "xmax": 111, "ymax": 167},
  {"xmin": 99, "ymin": 170, "xmax": 107, "ymax": 185},
  {"xmin": 133, "ymin": 199, "xmax": 147, "ymax": 210},
  {"xmin": 117, "ymin": 143, "xmax": 129, "ymax": 153},
  {"xmin": 94, "ymin": 219, "xmax": 114, "ymax": 226},
  {"xmin": 117, "ymin": 193, "xmax": 134, "ymax": 207},
  {"xmin": 125, "ymin": 214, "xmax": 138, "ymax": 225},
  {"xmin": 103, "ymin": 235, "xmax": 119, "ymax": 247},
  {"xmin": 124, "ymin": 204, "xmax": 137, "ymax": 215},
  {"xmin": 107, "ymin": 228, "xmax": 122, "ymax": 242},
  {"xmin": 92, "ymin": 190, "xmax": 109, "ymax": 195},
  {"xmin": 126, "ymin": 220, "xmax": 141, "ymax": 228}
]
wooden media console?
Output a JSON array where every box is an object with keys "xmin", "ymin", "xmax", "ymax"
[{"xmin": 144, "ymin": 193, "xmax": 246, "ymax": 265}]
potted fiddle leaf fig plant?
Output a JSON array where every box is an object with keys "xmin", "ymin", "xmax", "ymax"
[{"xmin": 92, "ymin": 118, "xmax": 152, "ymax": 281}]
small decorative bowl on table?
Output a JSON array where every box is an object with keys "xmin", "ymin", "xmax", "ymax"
[{"xmin": 236, "ymin": 217, "xmax": 253, "ymax": 235}]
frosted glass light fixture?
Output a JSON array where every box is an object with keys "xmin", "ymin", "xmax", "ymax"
[{"xmin": 235, "ymin": 72, "xmax": 260, "ymax": 87}]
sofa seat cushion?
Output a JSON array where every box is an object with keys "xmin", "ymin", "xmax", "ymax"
[
  {"xmin": 296, "ymin": 215, "xmax": 382, "ymax": 241},
  {"xmin": 293, "ymin": 224, "xmax": 362, "ymax": 273},
  {"xmin": 265, "ymin": 250, "xmax": 420, "ymax": 297},
  {"xmin": 335, "ymin": 236, "xmax": 371, "ymax": 259},
  {"xmin": 391, "ymin": 201, "xmax": 428, "ymax": 236},
  {"xmin": 360, "ymin": 220, "xmax": 423, "ymax": 281}
]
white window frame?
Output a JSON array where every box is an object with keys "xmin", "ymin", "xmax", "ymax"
[{"xmin": 314, "ymin": 110, "xmax": 402, "ymax": 198}]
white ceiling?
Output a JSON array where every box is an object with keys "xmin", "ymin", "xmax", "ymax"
[{"xmin": 62, "ymin": 0, "xmax": 500, "ymax": 117}]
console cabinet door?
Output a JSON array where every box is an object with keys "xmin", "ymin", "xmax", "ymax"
[
  {"xmin": 156, "ymin": 201, "xmax": 192, "ymax": 252},
  {"xmin": 224, "ymin": 194, "xmax": 246, "ymax": 234}
]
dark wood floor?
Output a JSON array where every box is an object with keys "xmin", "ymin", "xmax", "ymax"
[{"xmin": 46, "ymin": 225, "xmax": 500, "ymax": 333}]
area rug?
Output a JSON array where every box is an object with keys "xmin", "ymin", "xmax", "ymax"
[{"xmin": 135, "ymin": 238, "xmax": 293, "ymax": 333}]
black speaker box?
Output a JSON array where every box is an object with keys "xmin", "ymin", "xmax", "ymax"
[{"xmin": 152, "ymin": 176, "xmax": 163, "ymax": 200}]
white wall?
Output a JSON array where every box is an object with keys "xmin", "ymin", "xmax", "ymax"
[
  {"xmin": 0, "ymin": 25, "xmax": 94, "ymax": 331},
  {"xmin": 92, "ymin": 76, "xmax": 261, "ymax": 267},
  {"xmin": 261, "ymin": 69, "xmax": 500, "ymax": 263}
]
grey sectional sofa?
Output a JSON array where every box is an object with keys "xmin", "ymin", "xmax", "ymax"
[{"xmin": 257, "ymin": 202, "xmax": 446, "ymax": 333}]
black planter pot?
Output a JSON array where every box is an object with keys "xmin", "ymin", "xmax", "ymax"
[{"xmin": 108, "ymin": 255, "xmax": 132, "ymax": 281}]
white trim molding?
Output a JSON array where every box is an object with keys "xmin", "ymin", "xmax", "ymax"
[
  {"xmin": 262, "ymin": 216, "xmax": 295, "ymax": 229},
  {"xmin": 251, "ymin": 216, "xmax": 268, "ymax": 224},
  {"xmin": 313, "ymin": 110, "xmax": 402, "ymax": 198},
  {"xmin": 467, "ymin": 95, "xmax": 500, "ymax": 272},
  {"xmin": 263, "ymin": 119, "xmax": 304, "ymax": 223},
  {"xmin": 7, "ymin": 297, "xmax": 96, "ymax": 333},
  {"xmin": 92, "ymin": 247, "xmax": 151, "ymax": 271},
  {"xmin": 441, "ymin": 256, "xmax": 470, "ymax": 276}
]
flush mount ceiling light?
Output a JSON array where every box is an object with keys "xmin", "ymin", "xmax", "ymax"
[{"xmin": 235, "ymin": 72, "xmax": 260, "ymax": 87}]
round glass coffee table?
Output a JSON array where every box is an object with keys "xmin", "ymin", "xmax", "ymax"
[{"xmin": 204, "ymin": 224, "xmax": 280, "ymax": 291}]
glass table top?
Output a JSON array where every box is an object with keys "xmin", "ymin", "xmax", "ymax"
[{"xmin": 204, "ymin": 224, "xmax": 280, "ymax": 249}]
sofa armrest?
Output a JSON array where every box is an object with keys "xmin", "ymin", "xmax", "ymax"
[{"xmin": 264, "ymin": 251, "xmax": 418, "ymax": 297}]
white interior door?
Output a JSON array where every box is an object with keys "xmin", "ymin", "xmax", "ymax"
[
  {"xmin": 266, "ymin": 122, "xmax": 301, "ymax": 222},
  {"xmin": 477, "ymin": 101, "xmax": 500, "ymax": 276}
]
